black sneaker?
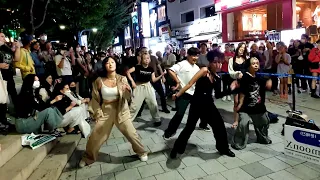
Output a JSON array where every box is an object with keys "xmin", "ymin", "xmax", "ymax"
[
  {"xmin": 163, "ymin": 132, "xmax": 176, "ymax": 141},
  {"xmin": 154, "ymin": 121, "xmax": 162, "ymax": 127},
  {"xmin": 161, "ymin": 109, "xmax": 170, "ymax": 114},
  {"xmin": 199, "ymin": 127, "xmax": 211, "ymax": 132},
  {"xmin": 219, "ymin": 149, "xmax": 235, "ymax": 157},
  {"xmin": 50, "ymin": 129, "xmax": 64, "ymax": 137},
  {"xmin": 171, "ymin": 107, "xmax": 177, "ymax": 111}
]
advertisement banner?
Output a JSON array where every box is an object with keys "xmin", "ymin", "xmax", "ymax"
[{"xmin": 284, "ymin": 125, "xmax": 320, "ymax": 165}]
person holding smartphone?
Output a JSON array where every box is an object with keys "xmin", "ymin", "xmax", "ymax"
[
  {"xmin": 308, "ymin": 39, "xmax": 320, "ymax": 98},
  {"xmin": 54, "ymin": 45, "xmax": 75, "ymax": 84}
]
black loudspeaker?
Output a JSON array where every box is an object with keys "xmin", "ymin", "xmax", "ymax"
[{"xmin": 281, "ymin": 110, "xmax": 320, "ymax": 135}]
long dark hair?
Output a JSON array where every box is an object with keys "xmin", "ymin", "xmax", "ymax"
[
  {"xmin": 100, "ymin": 57, "xmax": 116, "ymax": 77},
  {"xmin": 37, "ymin": 74, "xmax": 53, "ymax": 99},
  {"xmin": 233, "ymin": 42, "xmax": 248, "ymax": 62},
  {"xmin": 52, "ymin": 81, "xmax": 68, "ymax": 98},
  {"xmin": 20, "ymin": 74, "xmax": 36, "ymax": 96}
]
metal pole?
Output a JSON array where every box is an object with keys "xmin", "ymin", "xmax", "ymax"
[{"xmin": 291, "ymin": 74, "xmax": 296, "ymax": 111}]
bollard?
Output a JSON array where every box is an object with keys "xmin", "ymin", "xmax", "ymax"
[{"xmin": 291, "ymin": 74, "xmax": 296, "ymax": 111}]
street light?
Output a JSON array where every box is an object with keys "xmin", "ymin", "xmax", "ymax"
[
  {"xmin": 78, "ymin": 28, "xmax": 98, "ymax": 46},
  {"xmin": 59, "ymin": 25, "xmax": 66, "ymax": 30}
]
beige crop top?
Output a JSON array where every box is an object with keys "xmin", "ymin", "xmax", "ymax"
[{"xmin": 101, "ymin": 80, "xmax": 119, "ymax": 100}]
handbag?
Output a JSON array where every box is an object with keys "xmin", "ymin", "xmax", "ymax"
[{"xmin": 0, "ymin": 71, "xmax": 8, "ymax": 104}]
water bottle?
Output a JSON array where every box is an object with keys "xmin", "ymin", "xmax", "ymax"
[{"xmin": 309, "ymin": 119, "xmax": 315, "ymax": 124}]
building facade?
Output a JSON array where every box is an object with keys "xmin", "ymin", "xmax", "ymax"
[
  {"xmin": 167, "ymin": 0, "xmax": 222, "ymax": 49},
  {"xmin": 216, "ymin": 0, "xmax": 320, "ymax": 43}
]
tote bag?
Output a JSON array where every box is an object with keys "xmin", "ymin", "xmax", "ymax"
[{"xmin": 0, "ymin": 71, "xmax": 8, "ymax": 104}]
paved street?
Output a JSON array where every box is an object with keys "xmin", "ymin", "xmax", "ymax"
[{"xmin": 57, "ymin": 91, "xmax": 320, "ymax": 180}]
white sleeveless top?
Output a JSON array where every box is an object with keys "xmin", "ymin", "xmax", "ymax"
[{"xmin": 101, "ymin": 79, "xmax": 119, "ymax": 100}]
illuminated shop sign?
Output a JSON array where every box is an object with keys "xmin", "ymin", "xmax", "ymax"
[
  {"xmin": 216, "ymin": 0, "xmax": 267, "ymax": 11},
  {"xmin": 131, "ymin": 12, "xmax": 139, "ymax": 38},
  {"xmin": 141, "ymin": 2, "xmax": 151, "ymax": 37}
]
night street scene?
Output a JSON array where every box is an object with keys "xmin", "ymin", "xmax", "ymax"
[{"xmin": 1, "ymin": 0, "xmax": 320, "ymax": 180}]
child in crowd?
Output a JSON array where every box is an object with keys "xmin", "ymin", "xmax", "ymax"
[
  {"xmin": 275, "ymin": 43, "xmax": 291, "ymax": 99},
  {"xmin": 232, "ymin": 57, "xmax": 272, "ymax": 150}
]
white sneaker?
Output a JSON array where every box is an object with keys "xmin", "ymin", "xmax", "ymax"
[
  {"xmin": 222, "ymin": 96, "xmax": 226, "ymax": 101},
  {"xmin": 140, "ymin": 154, "xmax": 148, "ymax": 162},
  {"xmin": 227, "ymin": 95, "xmax": 232, "ymax": 101},
  {"xmin": 79, "ymin": 160, "xmax": 87, "ymax": 168}
]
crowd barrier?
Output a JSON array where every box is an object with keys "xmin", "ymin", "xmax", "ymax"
[
  {"xmin": 217, "ymin": 72, "xmax": 320, "ymax": 80},
  {"xmin": 217, "ymin": 72, "xmax": 320, "ymax": 111}
]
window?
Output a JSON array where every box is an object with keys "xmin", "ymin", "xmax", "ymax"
[
  {"xmin": 226, "ymin": 3, "xmax": 283, "ymax": 41},
  {"xmin": 200, "ymin": 5, "xmax": 216, "ymax": 19},
  {"xmin": 157, "ymin": 5, "xmax": 166, "ymax": 22},
  {"xmin": 180, "ymin": 0, "xmax": 187, "ymax": 3},
  {"xmin": 181, "ymin": 11, "xmax": 194, "ymax": 23}
]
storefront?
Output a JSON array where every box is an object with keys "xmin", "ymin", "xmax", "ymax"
[
  {"xmin": 215, "ymin": 0, "xmax": 294, "ymax": 42},
  {"xmin": 295, "ymin": 0, "xmax": 320, "ymax": 42},
  {"xmin": 140, "ymin": 0, "xmax": 174, "ymax": 53},
  {"xmin": 172, "ymin": 14, "xmax": 222, "ymax": 49},
  {"xmin": 112, "ymin": 36, "xmax": 123, "ymax": 54}
]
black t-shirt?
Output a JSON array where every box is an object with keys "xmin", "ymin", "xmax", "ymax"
[
  {"xmin": 239, "ymin": 72, "xmax": 267, "ymax": 114},
  {"xmin": 135, "ymin": 65, "xmax": 154, "ymax": 83},
  {"xmin": 298, "ymin": 42, "xmax": 314, "ymax": 61},
  {"xmin": 0, "ymin": 44, "xmax": 14, "ymax": 80}
]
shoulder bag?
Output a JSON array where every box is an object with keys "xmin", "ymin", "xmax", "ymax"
[{"xmin": 0, "ymin": 71, "xmax": 8, "ymax": 104}]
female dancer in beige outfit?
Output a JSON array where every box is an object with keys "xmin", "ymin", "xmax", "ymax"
[{"xmin": 80, "ymin": 57, "xmax": 147, "ymax": 167}]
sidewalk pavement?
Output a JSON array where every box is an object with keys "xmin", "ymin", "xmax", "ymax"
[{"xmin": 59, "ymin": 93, "xmax": 320, "ymax": 180}]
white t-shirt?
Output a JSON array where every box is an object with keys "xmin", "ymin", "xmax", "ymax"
[
  {"xmin": 54, "ymin": 54, "xmax": 72, "ymax": 76},
  {"xmin": 169, "ymin": 60, "xmax": 200, "ymax": 95}
]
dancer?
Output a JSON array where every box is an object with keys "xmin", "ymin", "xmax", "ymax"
[
  {"xmin": 232, "ymin": 57, "xmax": 272, "ymax": 150},
  {"xmin": 228, "ymin": 43, "xmax": 248, "ymax": 129},
  {"xmin": 80, "ymin": 57, "xmax": 147, "ymax": 167},
  {"xmin": 170, "ymin": 50, "xmax": 235, "ymax": 158},
  {"xmin": 163, "ymin": 47, "xmax": 210, "ymax": 141},
  {"xmin": 127, "ymin": 53, "xmax": 165, "ymax": 126}
]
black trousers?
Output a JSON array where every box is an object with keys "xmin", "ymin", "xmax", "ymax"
[
  {"xmin": 0, "ymin": 104, "xmax": 7, "ymax": 124},
  {"xmin": 221, "ymin": 72, "xmax": 231, "ymax": 94},
  {"xmin": 152, "ymin": 81, "xmax": 167, "ymax": 110},
  {"xmin": 172, "ymin": 97, "xmax": 229, "ymax": 154},
  {"xmin": 164, "ymin": 93, "xmax": 207, "ymax": 137}
]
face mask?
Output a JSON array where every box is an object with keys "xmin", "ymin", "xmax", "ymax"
[
  {"xmin": 290, "ymin": 42, "xmax": 294, "ymax": 45},
  {"xmin": 76, "ymin": 47, "xmax": 81, "ymax": 52},
  {"xmin": 258, "ymin": 50, "xmax": 263, "ymax": 54},
  {"xmin": 70, "ymin": 87, "xmax": 76, "ymax": 92},
  {"xmin": 33, "ymin": 81, "xmax": 40, "ymax": 89},
  {"xmin": 230, "ymin": 48, "xmax": 234, "ymax": 51},
  {"xmin": 40, "ymin": 36, "xmax": 47, "ymax": 41},
  {"xmin": 301, "ymin": 39, "xmax": 306, "ymax": 43},
  {"xmin": 64, "ymin": 90, "xmax": 71, "ymax": 94}
]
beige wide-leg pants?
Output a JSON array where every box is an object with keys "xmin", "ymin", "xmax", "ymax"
[
  {"xmin": 130, "ymin": 82, "xmax": 161, "ymax": 122},
  {"xmin": 82, "ymin": 101, "xmax": 146, "ymax": 165}
]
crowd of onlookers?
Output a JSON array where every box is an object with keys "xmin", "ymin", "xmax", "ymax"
[{"xmin": 0, "ymin": 30, "xmax": 320, "ymax": 136}]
